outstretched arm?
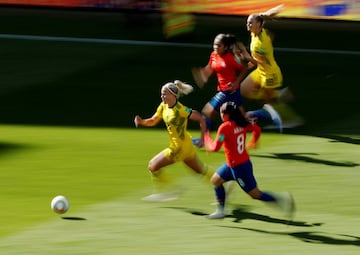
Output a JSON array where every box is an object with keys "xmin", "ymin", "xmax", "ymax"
[
  {"xmin": 260, "ymin": 4, "xmax": 284, "ymax": 17},
  {"xmin": 134, "ymin": 114, "xmax": 161, "ymax": 127},
  {"xmin": 189, "ymin": 110, "xmax": 207, "ymax": 147},
  {"xmin": 246, "ymin": 123, "xmax": 262, "ymax": 149},
  {"xmin": 204, "ymin": 130, "xmax": 223, "ymax": 152},
  {"xmin": 236, "ymin": 42, "xmax": 257, "ymax": 66},
  {"xmin": 191, "ymin": 65, "xmax": 213, "ymax": 88}
]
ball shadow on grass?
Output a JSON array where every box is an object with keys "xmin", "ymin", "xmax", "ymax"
[{"xmin": 61, "ymin": 216, "xmax": 87, "ymax": 220}]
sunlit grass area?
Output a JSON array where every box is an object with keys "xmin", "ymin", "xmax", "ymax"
[{"xmin": 0, "ymin": 125, "xmax": 359, "ymax": 254}]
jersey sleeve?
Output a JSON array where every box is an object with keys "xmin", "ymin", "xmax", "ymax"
[
  {"xmin": 154, "ymin": 103, "xmax": 164, "ymax": 119},
  {"xmin": 180, "ymin": 104, "xmax": 192, "ymax": 119},
  {"xmin": 246, "ymin": 123, "xmax": 261, "ymax": 145},
  {"xmin": 204, "ymin": 123, "xmax": 226, "ymax": 152}
]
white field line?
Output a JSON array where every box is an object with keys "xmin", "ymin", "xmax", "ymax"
[{"xmin": 0, "ymin": 33, "xmax": 359, "ymax": 56}]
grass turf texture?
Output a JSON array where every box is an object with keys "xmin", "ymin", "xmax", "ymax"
[{"xmin": 0, "ymin": 125, "xmax": 359, "ymax": 254}]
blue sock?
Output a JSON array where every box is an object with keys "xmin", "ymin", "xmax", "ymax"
[
  {"xmin": 260, "ymin": 192, "xmax": 276, "ymax": 202},
  {"xmin": 205, "ymin": 117, "xmax": 214, "ymax": 131},
  {"xmin": 247, "ymin": 109, "xmax": 272, "ymax": 122},
  {"xmin": 215, "ymin": 185, "xmax": 226, "ymax": 209}
]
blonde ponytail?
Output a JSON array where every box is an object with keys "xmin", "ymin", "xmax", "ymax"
[
  {"xmin": 163, "ymin": 80, "xmax": 194, "ymax": 99},
  {"xmin": 174, "ymin": 80, "xmax": 194, "ymax": 96}
]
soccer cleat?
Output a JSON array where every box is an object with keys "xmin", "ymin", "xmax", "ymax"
[
  {"xmin": 206, "ymin": 210, "xmax": 225, "ymax": 219},
  {"xmin": 263, "ymin": 104, "xmax": 283, "ymax": 133},
  {"xmin": 141, "ymin": 192, "xmax": 178, "ymax": 203},
  {"xmin": 278, "ymin": 87, "xmax": 294, "ymax": 103},
  {"xmin": 274, "ymin": 192, "xmax": 296, "ymax": 219},
  {"xmin": 282, "ymin": 118, "xmax": 304, "ymax": 129},
  {"xmin": 271, "ymin": 101, "xmax": 304, "ymax": 129},
  {"xmin": 191, "ymin": 138, "xmax": 203, "ymax": 148},
  {"xmin": 192, "ymin": 138, "xmax": 200, "ymax": 146}
]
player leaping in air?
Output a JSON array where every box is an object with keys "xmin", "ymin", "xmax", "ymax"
[{"xmin": 240, "ymin": 4, "xmax": 303, "ymax": 131}]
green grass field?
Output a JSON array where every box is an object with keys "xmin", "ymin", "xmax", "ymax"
[
  {"xmin": 0, "ymin": 7, "xmax": 359, "ymax": 255},
  {"xmin": 0, "ymin": 125, "xmax": 359, "ymax": 254}
]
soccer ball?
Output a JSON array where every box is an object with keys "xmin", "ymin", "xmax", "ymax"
[{"xmin": 51, "ymin": 195, "xmax": 69, "ymax": 214}]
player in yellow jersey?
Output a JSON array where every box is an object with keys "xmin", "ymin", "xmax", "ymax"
[
  {"xmin": 134, "ymin": 80, "xmax": 212, "ymax": 202},
  {"xmin": 240, "ymin": 4, "xmax": 303, "ymax": 133}
]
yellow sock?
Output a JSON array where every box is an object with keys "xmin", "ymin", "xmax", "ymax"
[
  {"xmin": 201, "ymin": 164, "xmax": 214, "ymax": 181},
  {"xmin": 151, "ymin": 170, "xmax": 173, "ymax": 193}
]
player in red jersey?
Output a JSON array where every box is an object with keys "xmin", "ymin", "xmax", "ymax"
[
  {"xmin": 192, "ymin": 33, "xmax": 253, "ymax": 134},
  {"xmin": 204, "ymin": 101, "xmax": 295, "ymax": 219}
]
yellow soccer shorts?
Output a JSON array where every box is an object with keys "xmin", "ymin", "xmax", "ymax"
[
  {"xmin": 250, "ymin": 68, "xmax": 282, "ymax": 89},
  {"xmin": 163, "ymin": 142, "xmax": 196, "ymax": 162},
  {"xmin": 247, "ymin": 68, "xmax": 283, "ymax": 99}
]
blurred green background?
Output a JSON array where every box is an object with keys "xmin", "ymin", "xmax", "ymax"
[{"xmin": 0, "ymin": 7, "xmax": 359, "ymax": 136}]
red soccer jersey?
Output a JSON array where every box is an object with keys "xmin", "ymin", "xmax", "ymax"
[
  {"xmin": 208, "ymin": 51, "xmax": 246, "ymax": 91},
  {"xmin": 206, "ymin": 121, "xmax": 261, "ymax": 167}
]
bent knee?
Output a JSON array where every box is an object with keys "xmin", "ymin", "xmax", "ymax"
[
  {"xmin": 211, "ymin": 173, "xmax": 224, "ymax": 186},
  {"xmin": 148, "ymin": 160, "xmax": 159, "ymax": 172}
]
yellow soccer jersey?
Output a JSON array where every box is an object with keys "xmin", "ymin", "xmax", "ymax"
[
  {"xmin": 155, "ymin": 101, "xmax": 193, "ymax": 149},
  {"xmin": 250, "ymin": 28, "xmax": 281, "ymax": 76}
]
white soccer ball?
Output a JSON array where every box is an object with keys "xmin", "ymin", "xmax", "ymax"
[{"xmin": 51, "ymin": 195, "xmax": 69, "ymax": 214}]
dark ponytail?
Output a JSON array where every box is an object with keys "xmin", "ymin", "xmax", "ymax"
[
  {"xmin": 221, "ymin": 101, "xmax": 249, "ymax": 127},
  {"xmin": 215, "ymin": 33, "xmax": 238, "ymax": 53}
]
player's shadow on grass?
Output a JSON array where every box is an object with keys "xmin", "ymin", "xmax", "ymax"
[
  {"xmin": 230, "ymin": 207, "xmax": 322, "ymax": 227},
  {"xmin": 253, "ymin": 153, "xmax": 359, "ymax": 167},
  {"xmin": 164, "ymin": 206, "xmax": 322, "ymax": 228},
  {"xmin": 221, "ymin": 226, "xmax": 360, "ymax": 246},
  {"xmin": 316, "ymin": 134, "xmax": 360, "ymax": 145},
  {"xmin": 0, "ymin": 142, "xmax": 32, "ymax": 158}
]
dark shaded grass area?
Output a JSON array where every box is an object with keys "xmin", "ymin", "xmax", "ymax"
[{"xmin": 0, "ymin": 7, "xmax": 359, "ymax": 136}]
